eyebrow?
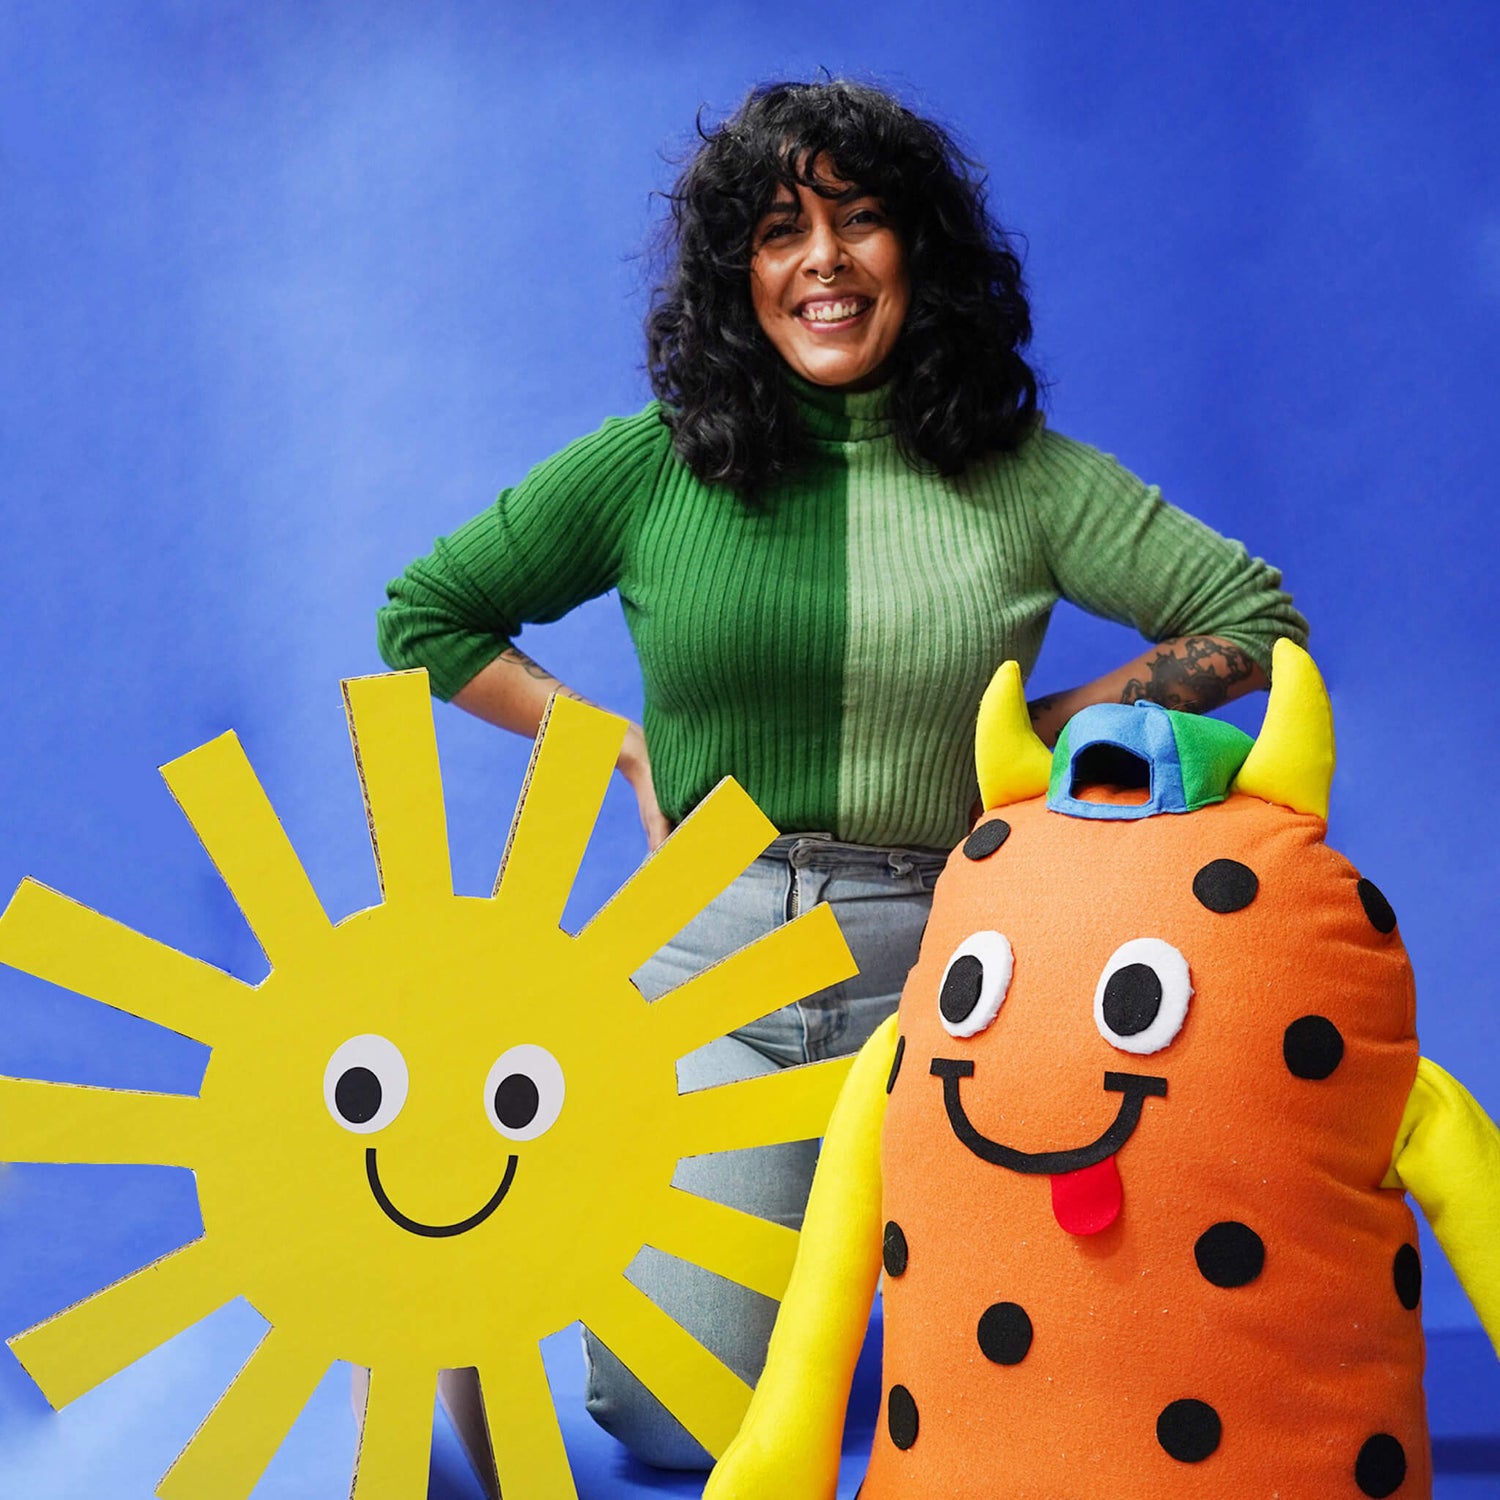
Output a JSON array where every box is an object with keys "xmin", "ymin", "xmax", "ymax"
[{"xmin": 761, "ymin": 184, "xmax": 880, "ymax": 217}]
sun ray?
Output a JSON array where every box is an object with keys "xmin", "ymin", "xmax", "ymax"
[
  {"xmin": 157, "ymin": 1324, "xmax": 328, "ymax": 1500},
  {"xmin": 675, "ymin": 1058, "xmax": 855, "ymax": 1156},
  {"xmin": 581, "ymin": 1274, "xmax": 751, "ymax": 1459},
  {"xmin": 0, "ymin": 1078, "xmax": 201, "ymax": 1166},
  {"xmin": 0, "ymin": 684, "xmax": 869, "ymax": 1496},
  {"xmin": 647, "ymin": 904, "xmax": 857, "ymax": 1061},
  {"xmin": 577, "ymin": 778, "xmax": 776, "ymax": 977},
  {"xmin": 160, "ymin": 731, "xmax": 332, "ymax": 967},
  {"xmin": 645, "ymin": 1187, "xmax": 800, "ymax": 1300},
  {"xmin": 342, "ymin": 672, "xmax": 452, "ymax": 905},
  {"xmin": 350, "ymin": 1361, "xmax": 437, "ymax": 1500},
  {"xmin": 0, "ymin": 879, "xmax": 247, "ymax": 1045},
  {"xmin": 492, "ymin": 693, "xmax": 623, "ymax": 925},
  {"xmin": 9, "ymin": 1236, "xmax": 239, "ymax": 1408},
  {"xmin": 476, "ymin": 1342, "xmax": 575, "ymax": 1499}
]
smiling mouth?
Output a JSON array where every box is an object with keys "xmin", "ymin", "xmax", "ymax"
[
  {"xmin": 365, "ymin": 1148, "xmax": 518, "ymax": 1238},
  {"xmin": 796, "ymin": 296, "xmax": 872, "ymax": 328},
  {"xmin": 929, "ymin": 1059, "xmax": 1166, "ymax": 1235}
]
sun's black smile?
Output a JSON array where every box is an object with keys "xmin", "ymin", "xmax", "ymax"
[
  {"xmin": 929, "ymin": 1059, "xmax": 1167, "ymax": 1174},
  {"xmin": 365, "ymin": 1149, "xmax": 519, "ymax": 1237}
]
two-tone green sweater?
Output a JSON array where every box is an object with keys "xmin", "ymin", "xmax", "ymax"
[{"xmin": 377, "ymin": 384, "xmax": 1306, "ymax": 849}]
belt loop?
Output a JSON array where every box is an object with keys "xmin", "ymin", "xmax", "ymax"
[{"xmin": 788, "ymin": 833, "xmax": 831, "ymax": 868}]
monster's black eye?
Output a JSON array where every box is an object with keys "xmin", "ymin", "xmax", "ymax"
[
  {"xmin": 1094, "ymin": 938, "xmax": 1193, "ymax": 1055},
  {"xmin": 324, "ymin": 1035, "xmax": 409, "ymax": 1134},
  {"xmin": 484, "ymin": 1045, "xmax": 565, "ymax": 1142},
  {"xmin": 938, "ymin": 931, "xmax": 1014, "ymax": 1038}
]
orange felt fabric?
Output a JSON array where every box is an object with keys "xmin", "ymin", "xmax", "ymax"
[{"xmin": 867, "ymin": 792, "xmax": 1428, "ymax": 1499}]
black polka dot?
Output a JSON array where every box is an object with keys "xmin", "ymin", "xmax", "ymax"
[
  {"xmin": 883, "ymin": 1221, "xmax": 909, "ymax": 1277},
  {"xmin": 886, "ymin": 1034, "xmax": 905, "ymax": 1094},
  {"xmin": 494, "ymin": 1074, "xmax": 540, "ymax": 1130},
  {"xmin": 887, "ymin": 1385, "xmax": 919, "ymax": 1450},
  {"xmin": 1283, "ymin": 1015, "xmax": 1345, "ymax": 1080},
  {"xmin": 1355, "ymin": 1433, "xmax": 1407, "ymax": 1497},
  {"xmin": 334, "ymin": 1067, "xmax": 382, "ymax": 1124},
  {"xmin": 1156, "ymin": 1399, "xmax": 1222, "ymax": 1463},
  {"xmin": 1393, "ymin": 1243, "xmax": 1422, "ymax": 1310},
  {"xmin": 1358, "ymin": 878, "xmax": 1397, "ymax": 935},
  {"xmin": 1102, "ymin": 963, "xmax": 1162, "ymax": 1037},
  {"xmin": 1194, "ymin": 1221, "xmax": 1265, "ymax": 1288},
  {"xmin": 976, "ymin": 1301, "xmax": 1033, "ymax": 1365},
  {"xmin": 963, "ymin": 820, "xmax": 1011, "ymax": 859},
  {"xmin": 940, "ymin": 955, "xmax": 985, "ymax": 1026},
  {"xmin": 1192, "ymin": 858, "xmax": 1259, "ymax": 913}
]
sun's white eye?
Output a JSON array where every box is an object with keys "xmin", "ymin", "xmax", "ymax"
[
  {"xmin": 1093, "ymin": 938, "xmax": 1193, "ymax": 1054},
  {"xmin": 938, "ymin": 931, "xmax": 1014, "ymax": 1038},
  {"xmin": 324, "ymin": 1035, "xmax": 409, "ymax": 1134},
  {"xmin": 484, "ymin": 1045, "xmax": 566, "ymax": 1142}
]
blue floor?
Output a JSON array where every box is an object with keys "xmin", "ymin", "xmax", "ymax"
[{"xmin": 0, "ymin": 1291, "xmax": 1493, "ymax": 1498}]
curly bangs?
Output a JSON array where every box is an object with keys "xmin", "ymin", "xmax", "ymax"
[{"xmin": 646, "ymin": 79, "xmax": 1040, "ymax": 499}]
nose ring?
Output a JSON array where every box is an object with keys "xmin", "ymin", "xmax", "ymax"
[{"xmin": 816, "ymin": 270, "xmax": 838, "ymax": 285}]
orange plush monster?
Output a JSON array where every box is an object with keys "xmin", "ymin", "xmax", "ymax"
[{"xmin": 706, "ymin": 642, "xmax": 1500, "ymax": 1500}]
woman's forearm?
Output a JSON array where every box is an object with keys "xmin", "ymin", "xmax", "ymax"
[
  {"xmin": 450, "ymin": 647, "xmax": 581, "ymax": 737},
  {"xmin": 1026, "ymin": 635, "xmax": 1266, "ymax": 748},
  {"xmin": 451, "ymin": 650, "xmax": 672, "ymax": 850}
]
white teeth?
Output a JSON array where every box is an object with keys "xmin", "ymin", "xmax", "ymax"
[{"xmin": 801, "ymin": 299, "xmax": 867, "ymax": 322}]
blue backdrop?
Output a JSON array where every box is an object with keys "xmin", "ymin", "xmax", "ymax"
[{"xmin": 2, "ymin": 2, "xmax": 1496, "ymax": 1496}]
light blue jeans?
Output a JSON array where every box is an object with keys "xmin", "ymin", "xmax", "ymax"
[{"xmin": 582, "ymin": 832, "xmax": 947, "ymax": 1469}]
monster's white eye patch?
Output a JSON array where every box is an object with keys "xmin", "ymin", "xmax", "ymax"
[
  {"xmin": 1094, "ymin": 938, "xmax": 1192, "ymax": 1054},
  {"xmin": 939, "ymin": 931, "xmax": 1014, "ymax": 1038},
  {"xmin": 485, "ymin": 1045, "xmax": 565, "ymax": 1141},
  {"xmin": 324, "ymin": 1034, "xmax": 409, "ymax": 1133}
]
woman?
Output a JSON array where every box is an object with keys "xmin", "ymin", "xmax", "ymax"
[{"xmin": 377, "ymin": 79, "xmax": 1306, "ymax": 1469}]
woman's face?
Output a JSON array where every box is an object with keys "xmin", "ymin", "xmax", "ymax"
[{"xmin": 749, "ymin": 157, "xmax": 910, "ymax": 392}]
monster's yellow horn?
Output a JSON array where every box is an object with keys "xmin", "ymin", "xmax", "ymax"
[
  {"xmin": 975, "ymin": 661, "xmax": 1053, "ymax": 811},
  {"xmin": 1233, "ymin": 639, "xmax": 1336, "ymax": 820}
]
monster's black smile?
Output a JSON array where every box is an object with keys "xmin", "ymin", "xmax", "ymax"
[
  {"xmin": 365, "ymin": 1149, "xmax": 519, "ymax": 1238},
  {"xmin": 929, "ymin": 1059, "xmax": 1166, "ymax": 1173}
]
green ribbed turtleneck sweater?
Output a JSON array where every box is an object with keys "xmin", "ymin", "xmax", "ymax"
[{"xmin": 377, "ymin": 385, "xmax": 1305, "ymax": 848}]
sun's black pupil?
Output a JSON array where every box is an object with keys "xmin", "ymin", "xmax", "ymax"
[
  {"xmin": 495, "ymin": 1073, "xmax": 541, "ymax": 1130},
  {"xmin": 335, "ymin": 1066, "xmax": 382, "ymax": 1124},
  {"xmin": 1102, "ymin": 963, "xmax": 1163, "ymax": 1036}
]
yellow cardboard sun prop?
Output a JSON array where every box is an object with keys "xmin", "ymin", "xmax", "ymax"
[{"xmin": 0, "ymin": 672, "xmax": 856, "ymax": 1498}]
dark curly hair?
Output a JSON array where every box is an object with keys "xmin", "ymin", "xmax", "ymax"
[{"xmin": 646, "ymin": 79, "xmax": 1040, "ymax": 499}]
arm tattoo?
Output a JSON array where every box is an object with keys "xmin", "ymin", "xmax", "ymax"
[
  {"xmin": 500, "ymin": 646, "xmax": 555, "ymax": 683},
  {"xmin": 1118, "ymin": 637, "xmax": 1256, "ymax": 714},
  {"xmin": 1027, "ymin": 692, "xmax": 1063, "ymax": 726},
  {"xmin": 499, "ymin": 647, "xmax": 586, "ymax": 701}
]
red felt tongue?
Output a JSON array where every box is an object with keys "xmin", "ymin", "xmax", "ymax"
[{"xmin": 1050, "ymin": 1155, "xmax": 1123, "ymax": 1235}]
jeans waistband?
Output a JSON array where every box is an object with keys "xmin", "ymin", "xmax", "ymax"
[{"xmin": 761, "ymin": 831, "xmax": 951, "ymax": 875}]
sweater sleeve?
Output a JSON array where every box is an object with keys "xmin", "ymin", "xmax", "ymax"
[
  {"xmin": 376, "ymin": 405, "xmax": 671, "ymax": 700},
  {"xmin": 1027, "ymin": 428, "xmax": 1308, "ymax": 673}
]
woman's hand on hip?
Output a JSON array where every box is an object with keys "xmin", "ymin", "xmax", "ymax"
[
  {"xmin": 617, "ymin": 721, "xmax": 673, "ymax": 852},
  {"xmin": 451, "ymin": 650, "xmax": 673, "ymax": 852}
]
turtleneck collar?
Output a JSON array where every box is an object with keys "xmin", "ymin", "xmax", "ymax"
[{"xmin": 786, "ymin": 372, "xmax": 896, "ymax": 444}]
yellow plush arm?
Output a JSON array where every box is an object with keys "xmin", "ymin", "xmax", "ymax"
[
  {"xmin": 1382, "ymin": 1056, "xmax": 1500, "ymax": 1356},
  {"xmin": 704, "ymin": 1014, "xmax": 895, "ymax": 1500}
]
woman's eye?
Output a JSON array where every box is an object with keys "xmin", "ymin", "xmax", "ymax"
[
  {"xmin": 1093, "ymin": 938, "xmax": 1193, "ymax": 1055},
  {"xmin": 324, "ymin": 1035, "xmax": 409, "ymax": 1134},
  {"xmin": 484, "ymin": 1045, "xmax": 566, "ymax": 1142},
  {"xmin": 937, "ymin": 931, "xmax": 1014, "ymax": 1038}
]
